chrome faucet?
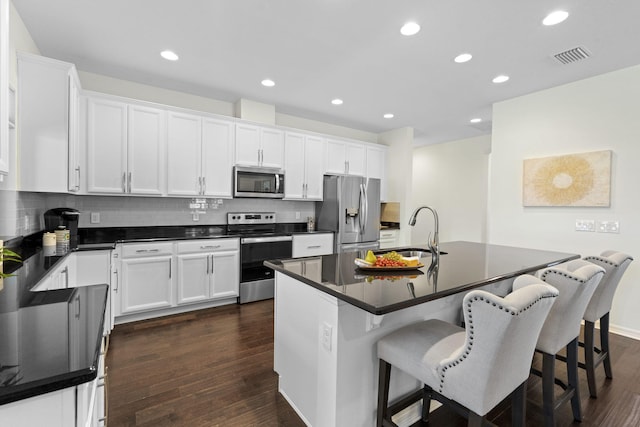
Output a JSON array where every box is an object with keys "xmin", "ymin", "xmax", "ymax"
[{"xmin": 408, "ymin": 206, "xmax": 440, "ymax": 256}]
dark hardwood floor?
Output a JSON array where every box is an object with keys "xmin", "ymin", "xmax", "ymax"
[{"xmin": 107, "ymin": 300, "xmax": 640, "ymax": 426}]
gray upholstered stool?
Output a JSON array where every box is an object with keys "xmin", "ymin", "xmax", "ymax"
[
  {"xmin": 581, "ymin": 251, "xmax": 633, "ymax": 397},
  {"xmin": 376, "ymin": 277, "xmax": 559, "ymax": 427},
  {"xmin": 517, "ymin": 259, "xmax": 604, "ymax": 426}
]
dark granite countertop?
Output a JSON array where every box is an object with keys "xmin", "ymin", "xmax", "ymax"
[
  {"xmin": 1, "ymin": 234, "xmax": 109, "ymax": 405},
  {"xmin": 265, "ymin": 241, "xmax": 579, "ymax": 315}
]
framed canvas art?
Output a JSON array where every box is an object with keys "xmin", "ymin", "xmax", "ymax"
[{"xmin": 523, "ymin": 150, "xmax": 611, "ymax": 207}]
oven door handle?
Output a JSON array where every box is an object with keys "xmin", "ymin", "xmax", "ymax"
[{"xmin": 241, "ymin": 236, "xmax": 293, "ymax": 244}]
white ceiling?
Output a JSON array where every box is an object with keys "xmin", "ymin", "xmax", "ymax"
[{"xmin": 12, "ymin": 0, "xmax": 640, "ymax": 145}]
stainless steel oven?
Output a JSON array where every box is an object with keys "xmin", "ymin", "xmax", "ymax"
[{"xmin": 228, "ymin": 213, "xmax": 292, "ymax": 303}]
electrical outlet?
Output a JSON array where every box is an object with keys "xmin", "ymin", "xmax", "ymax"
[
  {"xmin": 321, "ymin": 322, "xmax": 332, "ymax": 351},
  {"xmin": 575, "ymin": 219, "xmax": 595, "ymax": 232},
  {"xmin": 295, "ymin": 211, "xmax": 301, "ymax": 220},
  {"xmin": 90, "ymin": 212, "xmax": 101, "ymax": 224},
  {"xmin": 598, "ymin": 220, "xmax": 619, "ymax": 233}
]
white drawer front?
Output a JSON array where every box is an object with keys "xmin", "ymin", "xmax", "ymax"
[
  {"xmin": 176, "ymin": 238, "xmax": 239, "ymax": 254},
  {"xmin": 122, "ymin": 242, "xmax": 174, "ymax": 258},
  {"xmin": 292, "ymin": 233, "xmax": 333, "ymax": 257}
]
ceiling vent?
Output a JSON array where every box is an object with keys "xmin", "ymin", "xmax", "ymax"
[{"xmin": 553, "ymin": 46, "xmax": 591, "ymax": 65}]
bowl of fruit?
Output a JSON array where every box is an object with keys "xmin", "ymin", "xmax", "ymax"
[{"xmin": 355, "ymin": 250, "xmax": 424, "ymax": 271}]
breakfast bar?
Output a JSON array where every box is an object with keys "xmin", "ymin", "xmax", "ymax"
[{"xmin": 265, "ymin": 241, "xmax": 578, "ymax": 427}]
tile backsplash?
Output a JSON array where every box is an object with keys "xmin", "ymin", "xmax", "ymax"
[{"xmin": 0, "ymin": 191, "xmax": 49, "ymax": 237}]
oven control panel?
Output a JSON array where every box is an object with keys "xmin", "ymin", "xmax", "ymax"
[{"xmin": 227, "ymin": 212, "xmax": 276, "ymax": 225}]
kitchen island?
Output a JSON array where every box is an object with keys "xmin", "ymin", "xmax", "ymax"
[{"xmin": 265, "ymin": 241, "xmax": 578, "ymax": 427}]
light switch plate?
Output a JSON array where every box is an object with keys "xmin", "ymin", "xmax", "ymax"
[
  {"xmin": 90, "ymin": 212, "xmax": 100, "ymax": 224},
  {"xmin": 575, "ymin": 219, "xmax": 595, "ymax": 232},
  {"xmin": 598, "ymin": 220, "xmax": 619, "ymax": 233}
]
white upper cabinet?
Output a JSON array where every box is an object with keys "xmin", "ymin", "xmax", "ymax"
[
  {"xmin": 284, "ymin": 131, "xmax": 325, "ymax": 200},
  {"xmin": 167, "ymin": 111, "xmax": 234, "ymax": 197},
  {"xmin": 235, "ymin": 122, "xmax": 284, "ymax": 168},
  {"xmin": 86, "ymin": 94, "xmax": 165, "ymax": 195},
  {"xmin": 0, "ymin": 0, "xmax": 8, "ymax": 178},
  {"xmin": 17, "ymin": 52, "xmax": 81, "ymax": 193},
  {"xmin": 325, "ymin": 138, "xmax": 366, "ymax": 176},
  {"xmin": 366, "ymin": 144, "xmax": 388, "ymax": 201}
]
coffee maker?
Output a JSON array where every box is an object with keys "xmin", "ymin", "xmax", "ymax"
[{"xmin": 44, "ymin": 208, "xmax": 80, "ymax": 249}]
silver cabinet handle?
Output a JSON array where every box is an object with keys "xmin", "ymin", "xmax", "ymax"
[
  {"xmin": 113, "ymin": 269, "xmax": 118, "ymax": 292},
  {"xmin": 206, "ymin": 254, "xmax": 210, "ymax": 275},
  {"xmin": 307, "ymin": 245, "xmax": 321, "ymax": 249},
  {"xmin": 202, "ymin": 176, "xmax": 206, "ymax": 194},
  {"xmin": 198, "ymin": 176, "xmax": 202, "ymax": 194},
  {"xmin": 135, "ymin": 249, "xmax": 160, "ymax": 253},
  {"xmin": 75, "ymin": 166, "xmax": 81, "ymax": 191},
  {"xmin": 122, "ymin": 172, "xmax": 126, "ymax": 193},
  {"xmin": 168, "ymin": 259, "xmax": 172, "ymax": 279},
  {"xmin": 200, "ymin": 245, "xmax": 220, "ymax": 250},
  {"xmin": 128, "ymin": 172, "xmax": 132, "ymax": 193},
  {"xmin": 210, "ymin": 255, "xmax": 214, "ymax": 274}
]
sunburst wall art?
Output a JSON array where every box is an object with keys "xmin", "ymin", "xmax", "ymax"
[{"xmin": 523, "ymin": 150, "xmax": 611, "ymax": 207}]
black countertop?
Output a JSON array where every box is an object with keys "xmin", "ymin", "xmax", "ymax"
[
  {"xmin": 0, "ymin": 235, "xmax": 109, "ymax": 406},
  {"xmin": 265, "ymin": 241, "xmax": 579, "ymax": 315}
]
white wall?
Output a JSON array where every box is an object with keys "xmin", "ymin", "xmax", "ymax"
[
  {"xmin": 412, "ymin": 135, "xmax": 491, "ymax": 245},
  {"xmin": 489, "ymin": 64, "xmax": 640, "ymax": 338},
  {"xmin": 379, "ymin": 127, "xmax": 413, "ymax": 245}
]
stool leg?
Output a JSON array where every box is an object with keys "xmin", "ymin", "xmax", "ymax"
[
  {"xmin": 511, "ymin": 380, "xmax": 527, "ymax": 427},
  {"xmin": 584, "ymin": 320, "xmax": 598, "ymax": 398},
  {"xmin": 542, "ymin": 352, "xmax": 556, "ymax": 427},
  {"xmin": 601, "ymin": 313, "xmax": 613, "ymax": 379},
  {"xmin": 377, "ymin": 359, "xmax": 392, "ymax": 427},
  {"xmin": 467, "ymin": 412, "xmax": 483, "ymax": 427},
  {"xmin": 422, "ymin": 385, "xmax": 432, "ymax": 423},
  {"xmin": 567, "ymin": 338, "xmax": 582, "ymax": 422}
]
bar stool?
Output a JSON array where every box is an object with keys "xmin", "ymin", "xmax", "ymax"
[
  {"xmin": 376, "ymin": 276, "xmax": 559, "ymax": 427},
  {"xmin": 581, "ymin": 251, "xmax": 633, "ymax": 397},
  {"xmin": 516, "ymin": 259, "xmax": 604, "ymax": 426}
]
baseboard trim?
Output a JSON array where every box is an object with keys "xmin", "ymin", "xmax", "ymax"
[{"xmin": 609, "ymin": 323, "xmax": 640, "ymax": 341}]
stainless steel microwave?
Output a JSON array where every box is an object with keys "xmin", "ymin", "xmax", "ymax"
[{"xmin": 234, "ymin": 166, "xmax": 285, "ymax": 198}]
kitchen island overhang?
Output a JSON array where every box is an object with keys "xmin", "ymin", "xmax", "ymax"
[{"xmin": 265, "ymin": 241, "xmax": 579, "ymax": 427}]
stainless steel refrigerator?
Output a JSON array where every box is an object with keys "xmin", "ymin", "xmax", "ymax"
[{"xmin": 316, "ymin": 175, "xmax": 381, "ymax": 253}]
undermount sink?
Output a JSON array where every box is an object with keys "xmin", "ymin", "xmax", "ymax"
[{"xmin": 375, "ymin": 248, "xmax": 448, "ymax": 258}]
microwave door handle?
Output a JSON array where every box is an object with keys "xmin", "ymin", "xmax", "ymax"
[{"xmin": 275, "ymin": 174, "xmax": 281, "ymax": 194}]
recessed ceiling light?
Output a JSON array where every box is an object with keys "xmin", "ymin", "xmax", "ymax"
[
  {"xmin": 543, "ymin": 10, "xmax": 569, "ymax": 26},
  {"xmin": 400, "ymin": 22, "xmax": 420, "ymax": 36},
  {"xmin": 454, "ymin": 53, "xmax": 473, "ymax": 63},
  {"xmin": 492, "ymin": 75, "xmax": 510, "ymax": 84},
  {"xmin": 383, "ymin": 113, "xmax": 394, "ymax": 119},
  {"xmin": 331, "ymin": 98, "xmax": 343, "ymax": 105},
  {"xmin": 470, "ymin": 118, "xmax": 482, "ymax": 123},
  {"xmin": 261, "ymin": 79, "xmax": 275, "ymax": 87},
  {"xmin": 160, "ymin": 50, "xmax": 179, "ymax": 61}
]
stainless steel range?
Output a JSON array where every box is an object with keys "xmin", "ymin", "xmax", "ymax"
[{"xmin": 228, "ymin": 212, "xmax": 293, "ymax": 304}]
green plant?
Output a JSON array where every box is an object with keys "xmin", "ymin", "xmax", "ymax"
[{"xmin": 0, "ymin": 247, "xmax": 22, "ymax": 278}]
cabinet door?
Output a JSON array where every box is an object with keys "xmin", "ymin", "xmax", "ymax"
[
  {"xmin": 87, "ymin": 97, "xmax": 128, "ymax": 193},
  {"xmin": 284, "ymin": 132, "xmax": 305, "ymax": 199},
  {"xmin": 325, "ymin": 139, "xmax": 347, "ymax": 174},
  {"xmin": 67, "ymin": 73, "xmax": 81, "ymax": 192},
  {"xmin": 167, "ymin": 112, "xmax": 202, "ymax": 196},
  {"xmin": 210, "ymin": 251, "xmax": 239, "ymax": 299},
  {"xmin": 17, "ymin": 53, "xmax": 72, "ymax": 193},
  {"xmin": 120, "ymin": 256, "xmax": 173, "ymax": 314},
  {"xmin": 127, "ymin": 105, "xmax": 165, "ymax": 195},
  {"xmin": 260, "ymin": 127, "xmax": 284, "ymax": 168},
  {"xmin": 202, "ymin": 117, "xmax": 234, "ymax": 197},
  {"xmin": 235, "ymin": 123, "xmax": 261, "ymax": 166},
  {"xmin": 345, "ymin": 142, "xmax": 366, "ymax": 176},
  {"xmin": 176, "ymin": 253, "xmax": 210, "ymax": 304},
  {"xmin": 303, "ymin": 136, "xmax": 325, "ymax": 200}
]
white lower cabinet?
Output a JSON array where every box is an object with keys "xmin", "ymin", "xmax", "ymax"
[
  {"xmin": 118, "ymin": 242, "xmax": 174, "ymax": 315},
  {"xmin": 379, "ymin": 229, "xmax": 399, "ymax": 249},
  {"xmin": 113, "ymin": 238, "xmax": 240, "ymax": 322},
  {"xmin": 176, "ymin": 238, "xmax": 240, "ymax": 304},
  {"xmin": 292, "ymin": 233, "xmax": 334, "ymax": 257}
]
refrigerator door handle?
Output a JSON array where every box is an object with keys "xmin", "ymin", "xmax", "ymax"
[{"xmin": 359, "ymin": 183, "xmax": 366, "ymax": 234}]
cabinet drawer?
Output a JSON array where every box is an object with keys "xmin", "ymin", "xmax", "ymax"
[
  {"xmin": 379, "ymin": 229, "xmax": 399, "ymax": 240},
  {"xmin": 176, "ymin": 238, "xmax": 239, "ymax": 254},
  {"xmin": 292, "ymin": 233, "xmax": 333, "ymax": 257},
  {"xmin": 122, "ymin": 242, "xmax": 173, "ymax": 258}
]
